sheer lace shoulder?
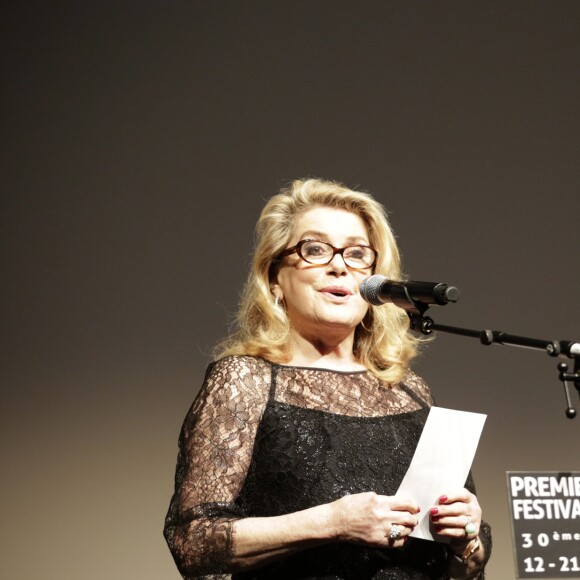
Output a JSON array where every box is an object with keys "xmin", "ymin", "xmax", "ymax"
[
  {"xmin": 164, "ymin": 356, "xmax": 272, "ymax": 579},
  {"xmin": 273, "ymin": 365, "xmax": 434, "ymax": 417},
  {"xmin": 402, "ymin": 369, "xmax": 435, "ymax": 408}
]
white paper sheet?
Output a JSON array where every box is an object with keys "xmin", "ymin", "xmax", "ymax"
[{"xmin": 395, "ymin": 406, "xmax": 487, "ymax": 540}]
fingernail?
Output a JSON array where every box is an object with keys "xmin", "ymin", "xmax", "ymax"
[
  {"xmin": 435, "ymin": 526, "xmax": 442, "ymax": 533},
  {"xmin": 417, "ymin": 507, "xmax": 421, "ymax": 513},
  {"xmin": 430, "ymin": 507, "xmax": 438, "ymax": 515},
  {"xmin": 439, "ymin": 495, "xmax": 448, "ymax": 504}
]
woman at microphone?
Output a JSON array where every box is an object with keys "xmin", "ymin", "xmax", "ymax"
[{"xmin": 164, "ymin": 178, "xmax": 491, "ymax": 579}]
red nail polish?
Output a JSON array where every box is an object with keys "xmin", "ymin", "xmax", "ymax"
[
  {"xmin": 430, "ymin": 507, "xmax": 438, "ymax": 515},
  {"xmin": 432, "ymin": 516, "xmax": 440, "ymax": 522},
  {"xmin": 439, "ymin": 495, "xmax": 448, "ymax": 504},
  {"xmin": 435, "ymin": 526, "xmax": 442, "ymax": 533},
  {"xmin": 417, "ymin": 507, "xmax": 421, "ymax": 513}
]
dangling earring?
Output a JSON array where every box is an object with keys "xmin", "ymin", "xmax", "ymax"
[
  {"xmin": 271, "ymin": 285, "xmax": 284, "ymax": 310},
  {"xmin": 273, "ymin": 293, "xmax": 284, "ymax": 308}
]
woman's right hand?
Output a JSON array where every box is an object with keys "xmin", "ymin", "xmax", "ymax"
[{"xmin": 328, "ymin": 492, "xmax": 420, "ymax": 548}]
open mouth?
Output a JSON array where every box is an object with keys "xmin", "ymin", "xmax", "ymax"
[{"xmin": 321, "ymin": 287, "xmax": 351, "ymax": 298}]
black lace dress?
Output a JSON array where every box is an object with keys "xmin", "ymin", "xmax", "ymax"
[{"xmin": 164, "ymin": 356, "xmax": 491, "ymax": 579}]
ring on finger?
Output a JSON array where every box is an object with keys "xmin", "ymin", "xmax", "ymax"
[
  {"xmin": 464, "ymin": 516, "xmax": 477, "ymax": 536},
  {"xmin": 388, "ymin": 524, "xmax": 403, "ymax": 540}
]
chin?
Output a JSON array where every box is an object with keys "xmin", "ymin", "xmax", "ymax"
[{"xmin": 317, "ymin": 315, "xmax": 362, "ymax": 329}]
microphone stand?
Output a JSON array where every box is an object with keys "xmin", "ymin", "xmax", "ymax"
[{"xmin": 397, "ymin": 293, "xmax": 580, "ymax": 420}]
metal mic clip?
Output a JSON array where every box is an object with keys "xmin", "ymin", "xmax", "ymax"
[{"xmin": 557, "ymin": 361, "xmax": 579, "ymax": 419}]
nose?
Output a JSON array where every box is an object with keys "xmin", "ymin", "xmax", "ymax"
[{"xmin": 326, "ymin": 251, "xmax": 348, "ymax": 274}]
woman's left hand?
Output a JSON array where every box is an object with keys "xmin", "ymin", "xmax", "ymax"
[{"xmin": 429, "ymin": 488, "xmax": 482, "ymax": 551}]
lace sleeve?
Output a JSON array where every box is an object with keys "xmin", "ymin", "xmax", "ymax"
[{"xmin": 164, "ymin": 356, "xmax": 271, "ymax": 579}]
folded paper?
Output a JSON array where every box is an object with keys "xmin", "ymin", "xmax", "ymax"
[{"xmin": 396, "ymin": 406, "xmax": 487, "ymax": 540}]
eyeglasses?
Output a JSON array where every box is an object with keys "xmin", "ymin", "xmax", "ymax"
[{"xmin": 278, "ymin": 239, "xmax": 377, "ymax": 269}]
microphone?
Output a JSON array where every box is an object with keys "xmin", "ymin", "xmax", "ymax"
[{"xmin": 359, "ymin": 275, "xmax": 460, "ymax": 307}]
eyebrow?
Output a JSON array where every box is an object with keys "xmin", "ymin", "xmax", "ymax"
[{"xmin": 298, "ymin": 230, "xmax": 370, "ymax": 245}]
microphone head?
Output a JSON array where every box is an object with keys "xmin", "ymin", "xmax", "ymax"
[{"xmin": 359, "ymin": 275, "xmax": 387, "ymax": 306}]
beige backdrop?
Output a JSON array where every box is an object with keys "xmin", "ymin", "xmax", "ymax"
[{"xmin": 2, "ymin": 2, "xmax": 579, "ymax": 578}]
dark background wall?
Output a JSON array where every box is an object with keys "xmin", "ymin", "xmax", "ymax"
[{"xmin": 2, "ymin": 2, "xmax": 579, "ymax": 578}]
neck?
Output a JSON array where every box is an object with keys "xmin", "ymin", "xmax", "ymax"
[{"xmin": 286, "ymin": 327, "xmax": 365, "ymax": 371}]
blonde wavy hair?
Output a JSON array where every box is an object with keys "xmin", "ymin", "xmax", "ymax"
[{"xmin": 215, "ymin": 178, "xmax": 421, "ymax": 383}]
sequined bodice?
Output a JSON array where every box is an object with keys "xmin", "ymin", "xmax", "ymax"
[{"xmin": 238, "ymin": 402, "xmax": 431, "ymax": 515}]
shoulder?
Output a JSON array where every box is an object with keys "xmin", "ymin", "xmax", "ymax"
[
  {"xmin": 208, "ymin": 354, "xmax": 272, "ymax": 375},
  {"xmin": 399, "ymin": 369, "xmax": 434, "ymax": 406},
  {"xmin": 205, "ymin": 355, "xmax": 273, "ymax": 393},
  {"xmin": 189, "ymin": 356, "xmax": 272, "ymax": 419}
]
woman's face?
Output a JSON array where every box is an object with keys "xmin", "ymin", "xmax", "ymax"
[{"xmin": 274, "ymin": 206, "xmax": 372, "ymax": 339}]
